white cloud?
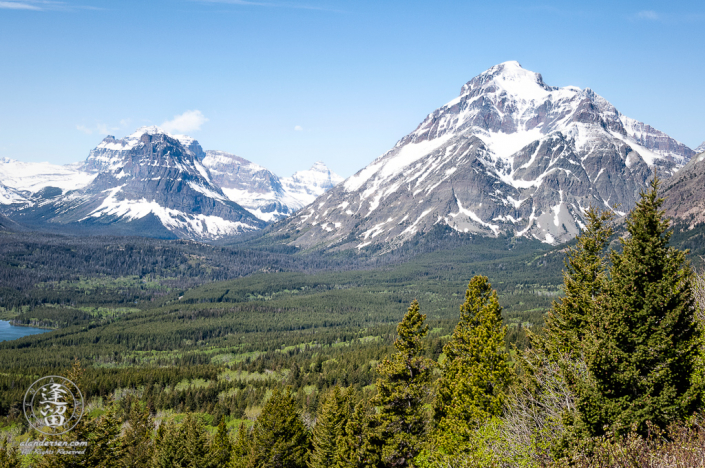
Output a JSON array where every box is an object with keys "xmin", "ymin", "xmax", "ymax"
[
  {"xmin": 636, "ymin": 10, "xmax": 659, "ymax": 20},
  {"xmin": 294, "ymin": 125, "xmax": 303, "ymax": 131},
  {"xmin": 161, "ymin": 110, "xmax": 208, "ymax": 134},
  {"xmin": 77, "ymin": 120, "xmax": 129, "ymax": 136},
  {"xmin": 0, "ymin": 1, "xmax": 42, "ymax": 9},
  {"xmin": 96, "ymin": 123, "xmax": 117, "ymax": 135}
]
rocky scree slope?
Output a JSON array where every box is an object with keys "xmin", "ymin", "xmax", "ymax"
[{"xmin": 276, "ymin": 61, "xmax": 695, "ymax": 251}]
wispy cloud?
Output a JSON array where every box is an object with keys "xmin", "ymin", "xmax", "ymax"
[
  {"xmin": 0, "ymin": 0, "xmax": 104, "ymax": 11},
  {"xmin": 0, "ymin": 1, "xmax": 42, "ymax": 9},
  {"xmin": 191, "ymin": 0, "xmax": 343, "ymax": 12},
  {"xmin": 636, "ymin": 10, "xmax": 659, "ymax": 21},
  {"xmin": 294, "ymin": 125, "xmax": 303, "ymax": 131},
  {"xmin": 161, "ymin": 110, "xmax": 208, "ymax": 134},
  {"xmin": 630, "ymin": 10, "xmax": 705, "ymax": 23},
  {"xmin": 76, "ymin": 119, "xmax": 130, "ymax": 136}
]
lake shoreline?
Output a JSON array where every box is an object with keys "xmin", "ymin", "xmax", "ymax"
[
  {"xmin": 7, "ymin": 320, "xmax": 55, "ymax": 330},
  {"xmin": 0, "ymin": 320, "xmax": 53, "ymax": 342}
]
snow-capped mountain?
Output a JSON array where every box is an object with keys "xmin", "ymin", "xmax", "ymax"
[
  {"xmin": 695, "ymin": 141, "xmax": 705, "ymax": 154},
  {"xmin": 0, "ymin": 157, "xmax": 96, "ymax": 195},
  {"xmin": 0, "ymin": 182, "xmax": 27, "ymax": 205},
  {"xmin": 282, "ymin": 162, "xmax": 345, "ymax": 208},
  {"xmin": 203, "ymin": 151, "xmax": 343, "ymax": 222},
  {"xmin": 7, "ymin": 127, "xmax": 265, "ymax": 240},
  {"xmin": 275, "ymin": 61, "xmax": 695, "ymax": 251}
]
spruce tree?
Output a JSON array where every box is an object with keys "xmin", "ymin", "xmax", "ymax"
[
  {"xmin": 83, "ymin": 405, "xmax": 126, "ymax": 468},
  {"xmin": 249, "ymin": 387, "xmax": 310, "ymax": 468},
  {"xmin": 121, "ymin": 398, "xmax": 155, "ymax": 468},
  {"xmin": 579, "ymin": 178, "xmax": 701, "ymax": 436},
  {"xmin": 372, "ymin": 299, "xmax": 433, "ymax": 467},
  {"xmin": 335, "ymin": 400, "xmax": 381, "ymax": 468},
  {"xmin": 208, "ymin": 417, "xmax": 232, "ymax": 468},
  {"xmin": 433, "ymin": 276, "xmax": 512, "ymax": 445},
  {"xmin": 308, "ymin": 385, "xmax": 353, "ymax": 468},
  {"xmin": 0, "ymin": 437, "xmax": 20, "ymax": 468},
  {"xmin": 543, "ymin": 207, "xmax": 613, "ymax": 356},
  {"xmin": 177, "ymin": 414, "xmax": 210, "ymax": 468},
  {"xmin": 229, "ymin": 422, "xmax": 252, "ymax": 468},
  {"xmin": 152, "ymin": 420, "xmax": 178, "ymax": 468}
]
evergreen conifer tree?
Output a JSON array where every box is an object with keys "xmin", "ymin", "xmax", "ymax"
[
  {"xmin": 121, "ymin": 398, "xmax": 155, "ymax": 468},
  {"xmin": 208, "ymin": 417, "xmax": 232, "ymax": 468},
  {"xmin": 308, "ymin": 385, "xmax": 353, "ymax": 468},
  {"xmin": 432, "ymin": 276, "xmax": 512, "ymax": 448},
  {"xmin": 177, "ymin": 414, "xmax": 210, "ymax": 468},
  {"xmin": 0, "ymin": 437, "xmax": 20, "ymax": 468},
  {"xmin": 83, "ymin": 405, "xmax": 126, "ymax": 468},
  {"xmin": 152, "ymin": 420, "xmax": 178, "ymax": 468},
  {"xmin": 229, "ymin": 422, "xmax": 252, "ymax": 468},
  {"xmin": 335, "ymin": 400, "xmax": 381, "ymax": 468},
  {"xmin": 579, "ymin": 178, "xmax": 702, "ymax": 436},
  {"xmin": 372, "ymin": 299, "xmax": 433, "ymax": 467},
  {"xmin": 249, "ymin": 387, "xmax": 310, "ymax": 468},
  {"xmin": 543, "ymin": 207, "xmax": 613, "ymax": 356}
]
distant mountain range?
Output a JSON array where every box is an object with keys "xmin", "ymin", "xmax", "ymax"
[
  {"xmin": 0, "ymin": 127, "xmax": 342, "ymax": 241},
  {"xmin": 272, "ymin": 61, "xmax": 700, "ymax": 251},
  {"xmin": 1, "ymin": 62, "xmax": 702, "ymax": 247}
]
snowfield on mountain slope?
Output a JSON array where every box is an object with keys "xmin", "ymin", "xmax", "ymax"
[
  {"xmin": 0, "ymin": 158, "xmax": 96, "ymax": 195},
  {"xmin": 279, "ymin": 61, "xmax": 696, "ymax": 251}
]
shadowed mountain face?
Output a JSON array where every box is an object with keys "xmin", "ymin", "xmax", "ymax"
[
  {"xmin": 662, "ymin": 150, "xmax": 705, "ymax": 228},
  {"xmin": 273, "ymin": 61, "xmax": 694, "ymax": 251},
  {"xmin": 8, "ymin": 128, "xmax": 265, "ymax": 241}
]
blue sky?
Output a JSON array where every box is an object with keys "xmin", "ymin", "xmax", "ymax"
[{"xmin": 1, "ymin": 0, "xmax": 703, "ymax": 177}]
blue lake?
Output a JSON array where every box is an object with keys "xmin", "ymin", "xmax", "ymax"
[{"xmin": 0, "ymin": 320, "xmax": 51, "ymax": 342}]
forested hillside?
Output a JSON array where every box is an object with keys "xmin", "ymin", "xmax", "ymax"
[{"xmin": 0, "ymin": 182, "xmax": 704, "ymax": 467}]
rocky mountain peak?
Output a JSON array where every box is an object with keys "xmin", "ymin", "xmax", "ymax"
[
  {"xmin": 460, "ymin": 61, "xmax": 555, "ymax": 98},
  {"xmin": 92, "ymin": 126, "xmax": 205, "ymax": 166},
  {"xmin": 276, "ymin": 62, "xmax": 698, "ymax": 252},
  {"xmin": 695, "ymin": 141, "xmax": 705, "ymax": 154}
]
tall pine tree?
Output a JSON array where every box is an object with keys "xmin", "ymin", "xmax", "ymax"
[
  {"xmin": 579, "ymin": 178, "xmax": 702, "ymax": 436},
  {"xmin": 372, "ymin": 299, "xmax": 433, "ymax": 467},
  {"xmin": 121, "ymin": 397, "xmax": 155, "ymax": 468},
  {"xmin": 308, "ymin": 385, "xmax": 353, "ymax": 468},
  {"xmin": 249, "ymin": 388, "xmax": 310, "ymax": 468},
  {"xmin": 229, "ymin": 422, "xmax": 252, "ymax": 468},
  {"xmin": 432, "ymin": 276, "xmax": 512, "ymax": 450},
  {"xmin": 543, "ymin": 207, "xmax": 613, "ymax": 356},
  {"xmin": 208, "ymin": 417, "xmax": 232, "ymax": 468},
  {"xmin": 335, "ymin": 400, "xmax": 382, "ymax": 468}
]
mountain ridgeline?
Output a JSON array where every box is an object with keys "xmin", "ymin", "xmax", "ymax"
[
  {"xmin": 0, "ymin": 62, "xmax": 703, "ymax": 249},
  {"xmin": 271, "ymin": 61, "xmax": 699, "ymax": 252},
  {"xmin": 0, "ymin": 127, "xmax": 342, "ymax": 241}
]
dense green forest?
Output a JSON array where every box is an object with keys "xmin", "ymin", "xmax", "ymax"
[{"xmin": 0, "ymin": 183, "xmax": 704, "ymax": 467}]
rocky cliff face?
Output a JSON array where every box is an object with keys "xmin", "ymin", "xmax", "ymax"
[
  {"xmin": 9, "ymin": 127, "xmax": 265, "ymax": 241},
  {"xmin": 274, "ymin": 61, "xmax": 695, "ymax": 251},
  {"xmin": 662, "ymin": 150, "xmax": 705, "ymax": 227}
]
